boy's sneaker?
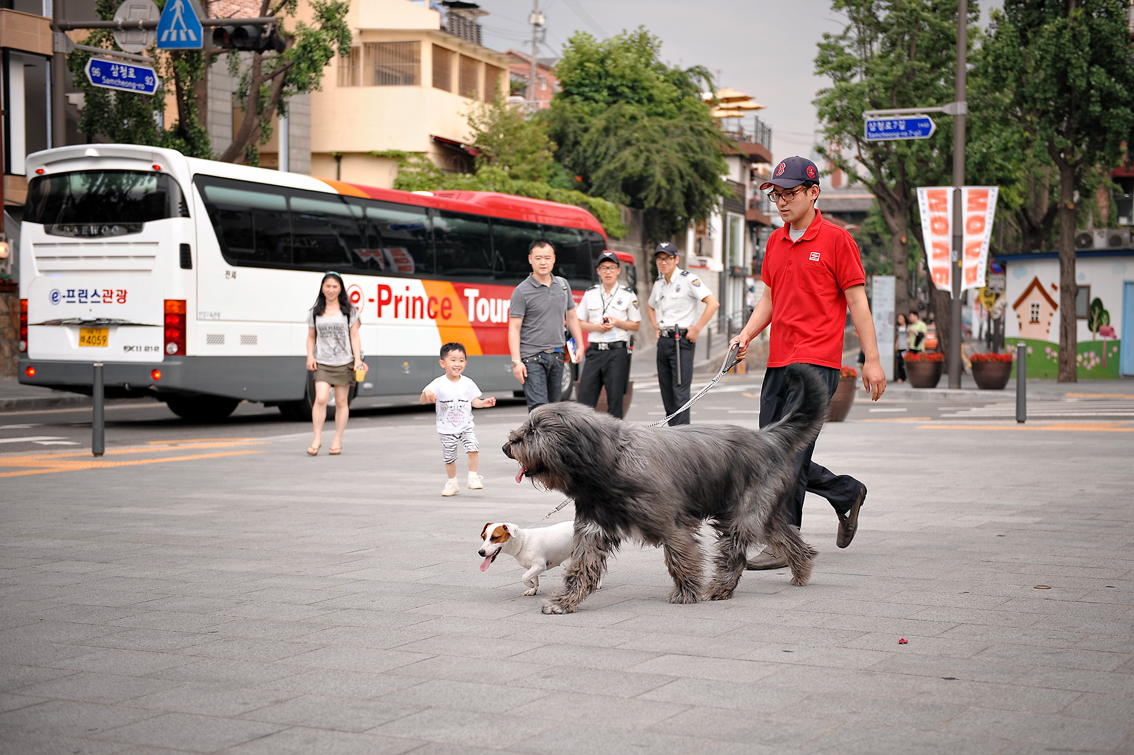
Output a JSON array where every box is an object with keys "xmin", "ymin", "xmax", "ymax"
[
  {"xmin": 468, "ymin": 473, "xmax": 484, "ymax": 490},
  {"xmin": 441, "ymin": 478, "xmax": 459, "ymax": 497}
]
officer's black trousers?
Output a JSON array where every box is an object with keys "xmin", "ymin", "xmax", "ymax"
[
  {"xmin": 656, "ymin": 335, "xmax": 695, "ymax": 425},
  {"xmin": 759, "ymin": 364, "xmax": 863, "ymax": 528},
  {"xmin": 578, "ymin": 346, "xmax": 631, "ymax": 418}
]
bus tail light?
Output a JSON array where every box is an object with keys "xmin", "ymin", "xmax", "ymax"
[
  {"xmin": 151, "ymin": 369, "xmax": 162, "ymax": 381},
  {"xmin": 19, "ymin": 299, "xmax": 28, "ymax": 353},
  {"xmin": 164, "ymin": 300, "xmax": 186, "ymax": 355},
  {"xmin": 25, "ymin": 365, "xmax": 35, "ymax": 378}
]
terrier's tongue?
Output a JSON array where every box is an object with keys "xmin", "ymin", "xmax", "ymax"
[
  {"xmin": 480, "ymin": 555, "xmax": 493, "ymax": 572},
  {"xmin": 515, "ymin": 467, "xmax": 524, "ymax": 484}
]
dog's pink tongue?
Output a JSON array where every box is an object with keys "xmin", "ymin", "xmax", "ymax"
[
  {"xmin": 515, "ymin": 467, "xmax": 524, "ymax": 484},
  {"xmin": 480, "ymin": 555, "xmax": 493, "ymax": 572}
]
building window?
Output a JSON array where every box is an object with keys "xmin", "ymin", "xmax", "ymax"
[
  {"xmin": 483, "ymin": 64, "xmax": 503, "ymax": 100},
  {"xmin": 432, "ymin": 45, "xmax": 453, "ymax": 91},
  {"xmin": 338, "ymin": 47, "xmax": 361, "ymax": 87},
  {"xmin": 1076, "ymin": 285, "xmax": 1091, "ymax": 319},
  {"xmin": 1030, "ymin": 302, "xmax": 1040, "ymax": 324},
  {"xmin": 364, "ymin": 42, "xmax": 421, "ymax": 86},
  {"xmin": 459, "ymin": 55, "xmax": 480, "ymax": 99}
]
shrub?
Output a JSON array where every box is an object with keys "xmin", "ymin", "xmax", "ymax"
[
  {"xmin": 904, "ymin": 351, "xmax": 945, "ymax": 362},
  {"xmin": 970, "ymin": 352, "xmax": 1014, "ymax": 363}
]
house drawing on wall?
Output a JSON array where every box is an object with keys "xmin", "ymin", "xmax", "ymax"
[{"xmin": 1013, "ymin": 276, "xmax": 1059, "ymax": 339}]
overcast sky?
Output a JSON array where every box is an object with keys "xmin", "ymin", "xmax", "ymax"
[{"xmin": 477, "ymin": 0, "xmax": 1001, "ymax": 162}]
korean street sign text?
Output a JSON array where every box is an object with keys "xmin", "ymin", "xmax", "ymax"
[
  {"xmin": 85, "ymin": 58, "xmax": 159, "ymax": 95},
  {"xmin": 864, "ymin": 116, "xmax": 936, "ymax": 141}
]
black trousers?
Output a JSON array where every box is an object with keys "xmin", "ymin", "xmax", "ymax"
[
  {"xmin": 760, "ymin": 364, "xmax": 863, "ymax": 528},
  {"xmin": 578, "ymin": 346, "xmax": 631, "ymax": 418},
  {"xmin": 656, "ymin": 335, "xmax": 695, "ymax": 425}
]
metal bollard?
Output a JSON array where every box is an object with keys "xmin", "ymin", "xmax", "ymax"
[
  {"xmin": 1015, "ymin": 342, "xmax": 1026, "ymax": 424},
  {"xmin": 92, "ymin": 362, "xmax": 105, "ymax": 456}
]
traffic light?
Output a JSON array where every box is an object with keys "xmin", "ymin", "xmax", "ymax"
[{"xmin": 211, "ymin": 23, "xmax": 287, "ymax": 53}]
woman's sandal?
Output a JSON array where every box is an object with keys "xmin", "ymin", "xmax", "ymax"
[
  {"xmin": 307, "ymin": 443, "xmax": 321, "ymax": 456},
  {"xmin": 329, "ymin": 445, "xmax": 342, "ymax": 456}
]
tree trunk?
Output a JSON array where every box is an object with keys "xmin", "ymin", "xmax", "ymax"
[
  {"xmin": 890, "ymin": 220, "xmax": 910, "ymax": 320},
  {"xmin": 929, "ymin": 284, "xmax": 951, "ymax": 360},
  {"xmin": 1055, "ymin": 159, "xmax": 1078, "ymax": 383}
]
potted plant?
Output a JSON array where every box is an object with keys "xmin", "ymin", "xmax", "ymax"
[
  {"xmin": 970, "ymin": 351, "xmax": 1013, "ymax": 390},
  {"xmin": 904, "ymin": 351, "xmax": 945, "ymax": 388},
  {"xmin": 827, "ymin": 366, "xmax": 858, "ymax": 422}
]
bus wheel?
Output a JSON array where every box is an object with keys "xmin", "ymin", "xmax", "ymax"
[
  {"xmin": 164, "ymin": 396, "xmax": 241, "ymax": 423},
  {"xmin": 560, "ymin": 362, "xmax": 575, "ymax": 401}
]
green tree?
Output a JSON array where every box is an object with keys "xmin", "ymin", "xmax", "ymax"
[
  {"xmin": 982, "ymin": 0, "xmax": 1134, "ymax": 381},
  {"xmin": 813, "ymin": 0, "xmax": 974, "ymax": 346},
  {"xmin": 466, "ymin": 95, "xmax": 557, "ymax": 182},
  {"xmin": 65, "ymin": 0, "xmax": 349, "ymax": 164},
  {"xmin": 545, "ymin": 28, "xmax": 732, "ymax": 243},
  {"xmin": 375, "ymin": 153, "xmax": 626, "ymax": 239}
]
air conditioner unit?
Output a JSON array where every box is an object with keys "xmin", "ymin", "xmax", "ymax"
[{"xmin": 1076, "ymin": 229, "xmax": 1133, "ymax": 250}]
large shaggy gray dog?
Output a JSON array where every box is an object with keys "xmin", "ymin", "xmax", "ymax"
[{"xmin": 502, "ymin": 363, "xmax": 830, "ymax": 614}]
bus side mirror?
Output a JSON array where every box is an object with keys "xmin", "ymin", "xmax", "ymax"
[{"xmin": 626, "ymin": 265, "xmax": 637, "ymax": 290}]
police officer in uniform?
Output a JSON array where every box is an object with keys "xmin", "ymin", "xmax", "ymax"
[
  {"xmin": 577, "ymin": 252, "xmax": 641, "ymax": 418},
  {"xmin": 647, "ymin": 242, "xmax": 720, "ymax": 425}
]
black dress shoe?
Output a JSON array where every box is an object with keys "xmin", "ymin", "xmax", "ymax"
[{"xmin": 836, "ymin": 485, "xmax": 866, "ymax": 549}]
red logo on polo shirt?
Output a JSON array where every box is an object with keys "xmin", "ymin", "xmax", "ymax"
[
  {"xmin": 775, "ymin": 162, "xmax": 786, "ymax": 176},
  {"xmin": 806, "ymin": 165, "xmax": 818, "ymax": 179}
]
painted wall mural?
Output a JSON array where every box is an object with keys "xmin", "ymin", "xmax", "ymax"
[{"xmin": 1002, "ymin": 255, "xmax": 1129, "ymax": 379}]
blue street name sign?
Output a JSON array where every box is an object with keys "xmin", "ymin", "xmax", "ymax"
[
  {"xmin": 156, "ymin": 0, "xmax": 203, "ymax": 49},
  {"xmin": 85, "ymin": 58, "xmax": 160, "ymax": 95},
  {"xmin": 864, "ymin": 116, "xmax": 936, "ymax": 141}
]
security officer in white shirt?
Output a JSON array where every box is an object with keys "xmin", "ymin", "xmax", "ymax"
[
  {"xmin": 578, "ymin": 252, "xmax": 641, "ymax": 418},
  {"xmin": 647, "ymin": 242, "xmax": 720, "ymax": 425}
]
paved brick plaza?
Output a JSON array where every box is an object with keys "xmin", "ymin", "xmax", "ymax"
[{"xmin": 0, "ymin": 386, "xmax": 1132, "ymax": 754}]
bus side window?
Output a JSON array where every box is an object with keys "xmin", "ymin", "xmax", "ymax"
[
  {"xmin": 434, "ymin": 211, "xmax": 493, "ymax": 280},
  {"xmin": 362, "ymin": 201, "xmax": 433, "ymax": 275},
  {"xmin": 542, "ymin": 226, "xmax": 593, "ymax": 290},
  {"xmin": 491, "ymin": 218, "xmax": 543, "ymax": 284},
  {"xmin": 198, "ymin": 179, "xmax": 291, "ymax": 266},
  {"xmin": 289, "ymin": 194, "xmax": 365, "ymax": 270}
]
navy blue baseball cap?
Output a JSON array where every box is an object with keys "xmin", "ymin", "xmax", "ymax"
[
  {"xmin": 760, "ymin": 156, "xmax": 820, "ymax": 191},
  {"xmin": 654, "ymin": 242, "xmax": 679, "ymax": 257}
]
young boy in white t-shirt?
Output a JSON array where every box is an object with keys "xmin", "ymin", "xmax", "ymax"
[{"xmin": 420, "ymin": 342, "xmax": 497, "ymax": 496}]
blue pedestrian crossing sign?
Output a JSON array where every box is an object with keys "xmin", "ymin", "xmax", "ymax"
[
  {"xmin": 85, "ymin": 58, "xmax": 160, "ymax": 95},
  {"xmin": 864, "ymin": 116, "xmax": 936, "ymax": 142},
  {"xmin": 156, "ymin": 0, "xmax": 203, "ymax": 49}
]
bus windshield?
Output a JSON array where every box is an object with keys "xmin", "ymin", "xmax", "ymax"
[{"xmin": 24, "ymin": 170, "xmax": 189, "ymax": 237}]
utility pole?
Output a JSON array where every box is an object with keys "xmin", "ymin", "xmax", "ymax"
[
  {"xmin": 51, "ymin": 0, "xmax": 68, "ymax": 149},
  {"xmin": 948, "ymin": 0, "xmax": 967, "ymax": 389},
  {"xmin": 527, "ymin": 0, "xmax": 544, "ymax": 108}
]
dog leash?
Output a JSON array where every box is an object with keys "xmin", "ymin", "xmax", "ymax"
[
  {"xmin": 648, "ymin": 343, "xmax": 742, "ymax": 427},
  {"xmin": 525, "ymin": 344, "xmax": 743, "ymax": 527}
]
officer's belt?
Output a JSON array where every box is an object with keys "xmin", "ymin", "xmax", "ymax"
[
  {"xmin": 587, "ymin": 341, "xmax": 628, "ymax": 351},
  {"xmin": 658, "ymin": 328, "xmax": 688, "ymax": 338}
]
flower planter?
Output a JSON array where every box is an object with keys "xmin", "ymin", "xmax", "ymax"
[
  {"xmin": 971, "ymin": 360, "xmax": 1012, "ymax": 390},
  {"xmin": 827, "ymin": 377, "xmax": 856, "ymax": 422},
  {"xmin": 905, "ymin": 360, "xmax": 943, "ymax": 388}
]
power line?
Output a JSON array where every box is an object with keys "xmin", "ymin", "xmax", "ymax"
[{"xmin": 562, "ymin": 0, "xmax": 607, "ymax": 38}]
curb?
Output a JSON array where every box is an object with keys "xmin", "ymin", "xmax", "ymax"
[{"xmin": 0, "ymin": 395, "xmax": 156, "ymax": 413}]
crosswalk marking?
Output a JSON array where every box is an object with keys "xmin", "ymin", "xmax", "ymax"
[{"xmin": 0, "ymin": 436, "xmax": 66, "ymax": 444}]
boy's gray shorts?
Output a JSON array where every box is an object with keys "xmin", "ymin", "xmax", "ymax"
[{"xmin": 439, "ymin": 429, "xmax": 478, "ymax": 464}]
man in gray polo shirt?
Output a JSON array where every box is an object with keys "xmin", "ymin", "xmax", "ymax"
[{"xmin": 508, "ymin": 239, "xmax": 584, "ymax": 411}]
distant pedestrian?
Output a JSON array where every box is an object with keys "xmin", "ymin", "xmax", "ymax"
[
  {"xmin": 907, "ymin": 309, "xmax": 928, "ymax": 353},
  {"xmin": 895, "ymin": 312, "xmax": 908, "ymax": 382},
  {"xmin": 730, "ymin": 156, "xmax": 885, "ymax": 566},
  {"xmin": 646, "ymin": 242, "xmax": 720, "ymax": 425},
  {"xmin": 577, "ymin": 252, "xmax": 641, "ymax": 418},
  {"xmin": 508, "ymin": 239, "xmax": 584, "ymax": 411},
  {"xmin": 421, "ymin": 343, "xmax": 496, "ymax": 497},
  {"xmin": 305, "ymin": 272, "xmax": 365, "ymax": 456}
]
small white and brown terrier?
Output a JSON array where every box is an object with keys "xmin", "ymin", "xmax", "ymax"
[{"xmin": 479, "ymin": 521, "xmax": 587, "ymax": 596}]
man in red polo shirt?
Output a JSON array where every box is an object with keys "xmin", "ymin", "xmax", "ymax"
[{"xmin": 731, "ymin": 156, "xmax": 886, "ymax": 569}]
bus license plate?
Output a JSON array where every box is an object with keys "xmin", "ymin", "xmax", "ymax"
[{"xmin": 79, "ymin": 328, "xmax": 108, "ymax": 347}]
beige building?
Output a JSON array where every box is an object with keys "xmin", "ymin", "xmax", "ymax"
[{"xmin": 301, "ymin": 0, "xmax": 511, "ymax": 189}]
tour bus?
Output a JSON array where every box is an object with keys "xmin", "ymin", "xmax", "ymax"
[{"xmin": 18, "ymin": 144, "xmax": 621, "ymax": 421}]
